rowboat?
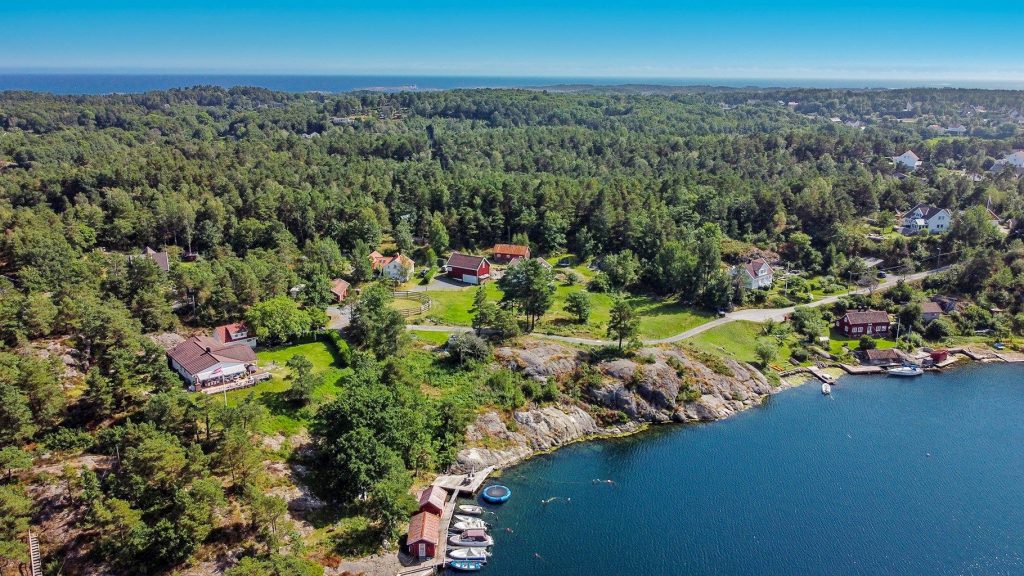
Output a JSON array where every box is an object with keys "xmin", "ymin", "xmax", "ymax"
[
  {"xmin": 452, "ymin": 520, "xmax": 488, "ymax": 532},
  {"xmin": 457, "ymin": 504, "xmax": 484, "ymax": 515},
  {"xmin": 821, "ymin": 383, "xmax": 831, "ymax": 395}
]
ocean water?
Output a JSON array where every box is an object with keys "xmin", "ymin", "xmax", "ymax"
[
  {"xmin": 1, "ymin": 74, "xmax": 1023, "ymax": 95},
  {"xmin": 468, "ymin": 363, "xmax": 1024, "ymax": 576}
]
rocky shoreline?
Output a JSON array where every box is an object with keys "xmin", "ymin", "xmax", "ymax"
[{"xmin": 456, "ymin": 342, "xmax": 795, "ymax": 472}]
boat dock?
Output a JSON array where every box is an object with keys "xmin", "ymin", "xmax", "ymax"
[
  {"xmin": 838, "ymin": 364, "xmax": 885, "ymax": 375},
  {"xmin": 432, "ymin": 465, "xmax": 495, "ymax": 496},
  {"xmin": 780, "ymin": 366, "xmax": 838, "ymax": 383}
]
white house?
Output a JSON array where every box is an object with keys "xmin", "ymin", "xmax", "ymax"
[
  {"xmin": 900, "ymin": 204, "xmax": 951, "ymax": 235},
  {"xmin": 734, "ymin": 258, "xmax": 774, "ymax": 289},
  {"xmin": 992, "ymin": 151, "xmax": 1024, "ymax": 171},
  {"xmin": 893, "ymin": 150, "xmax": 922, "ymax": 171},
  {"xmin": 167, "ymin": 335, "xmax": 257, "ymax": 390},
  {"xmin": 370, "ymin": 251, "xmax": 415, "ymax": 282}
]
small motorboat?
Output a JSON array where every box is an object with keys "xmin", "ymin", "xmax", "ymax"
[
  {"xmin": 448, "ymin": 547, "xmax": 490, "ymax": 561},
  {"xmin": 449, "ymin": 529, "xmax": 493, "ymax": 547},
  {"xmin": 888, "ymin": 364, "xmax": 924, "ymax": 377},
  {"xmin": 452, "ymin": 520, "xmax": 488, "ymax": 532},
  {"xmin": 448, "ymin": 559, "xmax": 484, "ymax": 572},
  {"xmin": 821, "ymin": 382, "xmax": 831, "ymax": 395},
  {"xmin": 457, "ymin": 504, "xmax": 484, "ymax": 516},
  {"xmin": 481, "ymin": 484, "xmax": 512, "ymax": 504},
  {"xmin": 454, "ymin": 514, "xmax": 486, "ymax": 523}
]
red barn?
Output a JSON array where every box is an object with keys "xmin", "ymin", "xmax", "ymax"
[
  {"xmin": 837, "ymin": 310, "xmax": 891, "ymax": 338},
  {"xmin": 445, "ymin": 252, "xmax": 491, "ymax": 284},
  {"xmin": 492, "ymin": 243, "xmax": 531, "ymax": 263},
  {"xmin": 406, "ymin": 511, "xmax": 440, "ymax": 558},
  {"xmin": 417, "ymin": 485, "xmax": 447, "ymax": 516}
]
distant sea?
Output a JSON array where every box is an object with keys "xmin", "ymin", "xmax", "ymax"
[
  {"xmin": 1, "ymin": 74, "xmax": 1023, "ymax": 95},
  {"xmin": 474, "ymin": 363, "xmax": 1024, "ymax": 576}
]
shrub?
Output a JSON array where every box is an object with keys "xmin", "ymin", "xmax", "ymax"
[
  {"xmin": 858, "ymin": 335, "xmax": 877, "ymax": 350},
  {"xmin": 326, "ymin": 331, "xmax": 352, "ymax": 366},
  {"xmin": 447, "ymin": 332, "xmax": 491, "ymax": 365},
  {"xmin": 790, "ymin": 347, "xmax": 810, "ymax": 362},
  {"xmin": 925, "ymin": 316, "xmax": 955, "ymax": 340},
  {"xmin": 586, "ymin": 273, "xmax": 612, "ymax": 293},
  {"xmin": 766, "ymin": 294, "xmax": 794, "ymax": 308},
  {"xmin": 41, "ymin": 428, "xmax": 94, "ymax": 453}
]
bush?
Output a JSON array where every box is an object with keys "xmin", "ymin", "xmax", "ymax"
[
  {"xmin": 326, "ymin": 331, "xmax": 352, "ymax": 366},
  {"xmin": 586, "ymin": 273, "xmax": 611, "ymax": 293},
  {"xmin": 447, "ymin": 332, "xmax": 491, "ymax": 365},
  {"xmin": 41, "ymin": 428, "xmax": 94, "ymax": 453},
  {"xmin": 790, "ymin": 347, "xmax": 810, "ymax": 362},
  {"xmin": 925, "ymin": 316, "xmax": 955, "ymax": 340},
  {"xmin": 858, "ymin": 335, "xmax": 877, "ymax": 350},
  {"xmin": 766, "ymin": 294, "xmax": 794, "ymax": 308}
]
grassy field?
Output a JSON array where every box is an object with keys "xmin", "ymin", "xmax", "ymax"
[
  {"xmin": 689, "ymin": 320, "xmax": 795, "ymax": 366},
  {"xmin": 416, "ymin": 281, "xmax": 712, "ymax": 340},
  {"xmin": 408, "ymin": 330, "xmax": 451, "ymax": 346},
  {"xmin": 225, "ymin": 338, "xmax": 351, "ymax": 435},
  {"xmin": 828, "ymin": 329, "xmax": 898, "ymax": 356}
]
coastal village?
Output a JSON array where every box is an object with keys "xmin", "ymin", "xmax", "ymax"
[{"xmin": 3, "ymin": 86, "xmax": 1024, "ymax": 576}]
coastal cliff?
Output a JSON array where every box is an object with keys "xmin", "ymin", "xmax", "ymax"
[{"xmin": 456, "ymin": 342, "xmax": 788, "ymax": 470}]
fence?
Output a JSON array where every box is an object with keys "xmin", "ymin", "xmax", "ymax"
[{"xmin": 393, "ymin": 291, "xmax": 432, "ymax": 317}]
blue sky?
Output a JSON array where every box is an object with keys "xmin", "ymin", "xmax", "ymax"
[{"xmin": 2, "ymin": 0, "xmax": 1022, "ymax": 80}]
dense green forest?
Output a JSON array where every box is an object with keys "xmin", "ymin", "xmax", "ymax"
[{"xmin": 1, "ymin": 85, "xmax": 1023, "ymax": 574}]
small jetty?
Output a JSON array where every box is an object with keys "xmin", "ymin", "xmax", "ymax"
[{"xmin": 433, "ymin": 465, "xmax": 495, "ymax": 496}]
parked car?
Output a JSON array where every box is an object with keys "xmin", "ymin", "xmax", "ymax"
[{"xmin": 877, "ymin": 271, "xmax": 887, "ymax": 278}]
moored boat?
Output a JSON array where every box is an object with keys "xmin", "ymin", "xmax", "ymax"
[
  {"xmin": 454, "ymin": 514, "xmax": 485, "ymax": 523},
  {"xmin": 449, "ymin": 529, "xmax": 493, "ymax": 547},
  {"xmin": 448, "ymin": 547, "xmax": 490, "ymax": 561},
  {"xmin": 821, "ymin": 382, "xmax": 831, "ymax": 395},
  {"xmin": 457, "ymin": 504, "xmax": 484, "ymax": 515},
  {"xmin": 888, "ymin": 364, "xmax": 923, "ymax": 377},
  {"xmin": 448, "ymin": 559, "xmax": 484, "ymax": 572},
  {"xmin": 452, "ymin": 519, "xmax": 488, "ymax": 532}
]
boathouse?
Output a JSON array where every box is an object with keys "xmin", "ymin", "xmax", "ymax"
[
  {"xmin": 417, "ymin": 485, "xmax": 447, "ymax": 516},
  {"xmin": 406, "ymin": 511, "xmax": 440, "ymax": 559}
]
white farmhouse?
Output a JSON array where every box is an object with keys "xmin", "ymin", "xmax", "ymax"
[
  {"xmin": 370, "ymin": 251, "xmax": 415, "ymax": 282},
  {"xmin": 734, "ymin": 258, "xmax": 774, "ymax": 289},
  {"xmin": 900, "ymin": 204, "xmax": 951, "ymax": 235},
  {"xmin": 893, "ymin": 150, "xmax": 922, "ymax": 171}
]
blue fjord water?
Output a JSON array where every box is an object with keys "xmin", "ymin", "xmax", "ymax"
[{"xmin": 469, "ymin": 363, "xmax": 1024, "ymax": 576}]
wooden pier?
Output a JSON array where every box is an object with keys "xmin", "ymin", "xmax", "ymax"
[{"xmin": 432, "ymin": 465, "xmax": 495, "ymax": 496}]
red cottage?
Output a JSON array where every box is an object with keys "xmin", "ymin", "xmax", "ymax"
[
  {"xmin": 406, "ymin": 512, "xmax": 440, "ymax": 559},
  {"xmin": 445, "ymin": 252, "xmax": 491, "ymax": 285},
  {"xmin": 492, "ymin": 243, "xmax": 531, "ymax": 263},
  {"xmin": 330, "ymin": 278, "xmax": 350, "ymax": 303},
  {"xmin": 837, "ymin": 310, "xmax": 891, "ymax": 338},
  {"xmin": 417, "ymin": 485, "xmax": 447, "ymax": 516}
]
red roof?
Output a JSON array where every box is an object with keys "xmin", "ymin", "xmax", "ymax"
[
  {"xmin": 744, "ymin": 258, "xmax": 771, "ymax": 278},
  {"xmin": 493, "ymin": 243, "xmax": 530, "ymax": 257},
  {"xmin": 406, "ymin": 512, "xmax": 440, "ymax": 545},
  {"xmin": 842, "ymin": 310, "xmax": 890, "ymax": 325},
  {"xmin": 446, "ymin": 252, "xmax": 488, "ymax": 271},
  {"xmin": 418, "ymin": 485, "xmax": 447, "ymax": 511},
  {"xmin": 214, "ymin": 322, "xmax": 249, "ymax": 343},
  {"xmin": 167, "ymin": 335, "xmax": 256, "ymax": 376},
  {"xmin": 331, "ymin": 278, "xmax": 350, "ymax": 299}
]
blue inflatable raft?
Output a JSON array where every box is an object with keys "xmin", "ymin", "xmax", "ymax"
[{"xmin": 481, "ymin": 484, "xmax": 512, "ymax": 504}]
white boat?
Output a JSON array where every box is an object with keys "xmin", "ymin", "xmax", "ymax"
[
  {"xmin": 457, "ymin": 504, "xmax": 484, "ymax": 516},
  {"xmin": 449, "ymin": 529, "xmax": 493, "ymax": 547},
  {"xmin": 888, "ymin": 365, "xmax": 924, "ymax": 377},
  {"xmin": 448, "ymin": 547, "xmax": 490, "ymax": 561},
  {"xmin": 821, "ymin": 383, "xmax": 831, "ymax": 395},
  {"xmin": 454, "ymin": 514, "xmax": 484, "ymax": 523},
  {"xmin": 452, "ymin": 520, "xmax": 488, "ymax": 532}
]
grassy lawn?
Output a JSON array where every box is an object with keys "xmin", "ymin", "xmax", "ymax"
[
  {"xmin": 827, "ymin": 329, "xmax": 898, "ymax": 356},
  {"xmin": 409, "ymin": 330, "xmax": 451, "ymax": 346},
  {"xmin": 225, "ymin": 338, "xmax": 351, "ymax": 436},
  {"xmin": 415, "ymin": 280, "xmax": 712, "ymax": 340},
  {"xmin": 689, "ymin": 321, "xmax": 794, "ymax": 367}
]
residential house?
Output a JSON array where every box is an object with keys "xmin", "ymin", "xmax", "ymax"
[
  {"xmin": 920, "ymin": 301, "xmax": 943, "ymax": 323},
  {"xmin": 837, "ymin": 310, "xmax": 891, "ymax": 338},
  {"xmin": 734, "ymin": 258, "xmax": 774, "ymax": 289},
  {"xmin": 492, "ymin": 243, "xmax": 531, "ymax": 263},
  {"xmin": 167, "ymin": 335, "xmax": 257, "ymax": 390},
  {"xmin": 406, "ymin": 512, "xmax": 440, "ymax": 559},
  {"xmin": 330, "ymin": 278, "xmax": 350, "ymax": 302},
  {"xmin": 945, "ymin": 125, "xmax": 968, "ymax": 136},
  {"xmin": 900, "ymin": 204, "xmax": 951, "ymax": 235},
  {"xmin": 417, "ymin": 485, "xmax": 447, "ymax": 516},
  {"xmin": 892, "ymin": 150, "xmax": 923, "ymax": 171},
  {"xmin": 129, "ymin": 246, "xmax": 170, "ymax": 272},
  {"xmin": 369, "ymin": 251, "xmax": 415, "ymax": 282},
  {"xmin": 930, "ymin": 295, "xmax": 959, "ymax": 313},
  {"xmin": 861, "ymin": 348, "xmax": 904, "ymax": 366},
  {"xmin": 213, "ymin": 322, "xmax": 257, "ymax": 348},
  {"xmin": 445, "ymin": 252, "xmax": 491, "ymax": 285}
]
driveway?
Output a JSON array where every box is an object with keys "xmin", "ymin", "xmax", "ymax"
[
  {"xmin": 326, "ymin": 305, "xmax": 351, "ymax": 330},
  {"xmin": 402, "ymin": 276, "xmax": 474, "ymax": 292}
]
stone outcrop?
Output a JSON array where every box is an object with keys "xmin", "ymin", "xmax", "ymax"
[{"xmin": 457, "ymin": 343, "xmax": 787, "ymax": 470}]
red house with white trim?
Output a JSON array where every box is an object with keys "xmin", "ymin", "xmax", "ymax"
[
  {"xmin": 445, "ymin": 252, "xmax": 491, "ymax": 284},
  {"xmin": 837, "ymin": 310, "xmax": 891, "ymax": 338},
  {"xmin": 406, "ymin": 511, "xmax": 440, "ymax": 559}
]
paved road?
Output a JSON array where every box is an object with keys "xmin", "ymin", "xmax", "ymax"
[{"xmin": 406, "ymin": 266, "xmax": 950, "ymax": 347}]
